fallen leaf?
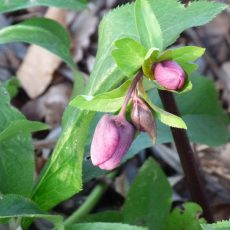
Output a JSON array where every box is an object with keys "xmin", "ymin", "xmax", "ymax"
[
  {"xmin": 17, "ymin": 7, "xmax": 67, "ymax": 98},
  {"xmin": 22, "ymin": 83, "xmax": 72, "ymax": 127}
]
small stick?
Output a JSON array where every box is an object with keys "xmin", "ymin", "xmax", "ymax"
[{"xmin": 158, "ymin": 90, "xmax": 214, "ymax": 223}]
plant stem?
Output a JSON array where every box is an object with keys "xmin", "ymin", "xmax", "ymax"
[
  {"xmin": 64, "ymin": 172, "xmax": 116, "ymax": 227},
  {"xmin": 158, "ymin": 90, "xmax": 214, "ymax": 223},
  {"xmin": 119, "ymin": 70, "xmax": 143, "ymax": 118}
]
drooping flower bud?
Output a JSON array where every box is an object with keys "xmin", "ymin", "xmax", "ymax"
[
  {"xmin": 154, "ymin": 60, "xmax": 186, "ymax": 90},
  {"xmin": 131, "ymin": 97, "xmax": 156, "ymax": 143},
  {"xmin": 90, "ymin": 114, "xmax": 135, "ymax": 170}
]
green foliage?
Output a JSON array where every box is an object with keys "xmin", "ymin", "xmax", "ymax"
[
  {"xmin": 31, "ymin": 110, "xmax": 95, "ymax": 210},
  {"xmin": 112, "ymin": 38, "xmax": 147, "ymax": 77},
  {"xmin": 31, "ymin": 3, "xmax": 137, "ymax": 210},
  {"xmin": 141, "ymin": 46, "xmax": 204, "ymax": 93},
  {"xmin": 66, "ymin": 223, "xmax": 147, "ymax": 230},
  {"xmin": 86, "ymin": 3, "xmax": 137, "ymax": 95},
  {"xmin": 134, "ymin": 0, "xmax": 163, "ymax": 50},
  {"xmin": 68, "ymin": 1, "xmax": 226, "ymax": 210},
  {"xmin": 82, "ymin": 74, "xmax": 229, "ymax": 182},
  {"xmin": 0, "ymin": 86, "xmax": 34, "ymax": 197},
  {"xmin": 146, "ymin": 0, "xmax": 226, "ymax": 50},
  {"xmin": 0, "ymin": 0, "xmax": 86, "ymax": 13},
  {"xmin": 158, "ymin": 46, "xmax": 205, "ymax": 64},
  {"xmin": 142, "ymin": 48, "xmax": 160, "ymax": 79},
  {"xmin": 149, "ymin": 75, "xmax": 229, "ymax": 147},
  {"xmin": 0, "ymin": 120, "xmax": 48, "ymax": 142},
  {"xmin": 0, "ymin": 1, "xmax": 227, "ymax": 226},
  {"xmin": 82, "ymin": 159, "xmax": 208, "ymax": 230},
  {"xmin": 201, "ymin": 220, "xmax": 230, "ymax": 230},
  {"xmin": 70, "ymin": 80, "xmax": 132, "ymax": 112},
  {"xmin": 83, "ymin": 158, "xmax": 173, "ymax": 229},
  {"xmin": 79, "ymin": 211, "xmax": 123, "ymax": 223},
  {"xmin": 71, "ymin": 78, "xmax": 187, "ymax": 129},
  {"xmin": 176, "ymin": 76, "xmax": 229, "ymax": 146},
  {"xmin": 123, "ymin": 158, "xmax": 172, "ymax": 230},
  {"xmin": 0, "ymin": 18, "xmax": 75, "ymax": 70},
  {"xmin": 3, "ymin": 77, "xmax": 20, "ymax": 99},
  {"xmin": 165, "ymin": 203, "xmax": 205, "ymax": 230},
  {"xmin": 37, "ymin": 4, "xmax": 138, "ymax": 209},
  {"xmin": 143, "ymin": 93, "xmax": 187, "ymax": 129},
  {"xmin": 0, "ymin": 194, "xmax": 64, "ymax": 230}
]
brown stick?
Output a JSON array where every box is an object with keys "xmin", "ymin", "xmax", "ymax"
[{"xmin": 158, "ymin": 90, "xmax": 214, "ymax": 223}]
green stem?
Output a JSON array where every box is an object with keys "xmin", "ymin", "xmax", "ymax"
[
  {"xmin": 64, "ymin": 172, "xmax": 116, "ymax": 227},
  {"xmin": 118, "ymin": 70, "xmax": 143, "ymax": 118}
]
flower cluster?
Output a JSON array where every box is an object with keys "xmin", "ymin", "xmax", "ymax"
[{"xmin": 91, "ymin": 60, "xmax": 186, "ymax": 170}]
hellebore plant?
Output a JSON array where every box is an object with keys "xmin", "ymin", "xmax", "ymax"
[
  {"xmin": 91, "ymin": 71, "xmax": 143, "ymax": 170},
  {"xmin": 0, "ymin": 0, "xmax": 229, "ymax": 229},
  {"xmin": 91, "ymin": 60, "xmax": 186, "ymax": 170}
]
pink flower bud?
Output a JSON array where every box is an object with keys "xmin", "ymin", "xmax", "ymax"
[
  {"xmin": 90, "ymin": 114, "xmax": 135, "ymax": 170},
  {"xmin": 154, "ymin": 60, "xmax": 186, "ymax": 90},
  {"xmin": 131, "ymin": 97, "xmax": 156, "ymax": 142}
]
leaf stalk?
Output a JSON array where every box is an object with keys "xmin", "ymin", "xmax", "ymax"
[{"xmin": 158, "ymin": 90, "xmax": 214, "ymax": 223}]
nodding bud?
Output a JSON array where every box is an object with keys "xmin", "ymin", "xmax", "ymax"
[
  {"xmin": 154, "ymin": 60, "xmax": 186, "ymax": 90},
  {"xmin": 131, "ymin": 97, "xmax": 156, "ymax": 143},
  {"xmin": 90, "ymin": 114, "xmax": 135, "ymax": 170}
]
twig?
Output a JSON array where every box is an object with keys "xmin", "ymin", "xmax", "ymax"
[
  {"xmin": 33, "ymin": 139, "xmax": 57, "ymax": 150},
  {"xmin": 158, "ymin": 90, "xmax": 214, "ymax": 223}
]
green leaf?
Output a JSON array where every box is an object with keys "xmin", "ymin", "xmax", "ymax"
[
  {"xmin": 158, "ymin": 46, "xmax": 205, "ymax": 63},
  {"xmin": 3, "ymin": 77, "xmax": 20, "ymax": 99},
  {"xmin": 83, "ymin": 74, "xmax": 229, "ymax": 182},
  {"xmin": 201, "ymin": 220, "xmax": 230, "ymax": 230},
  {"xmin": 152, "ymin": 79, "xmax": 193, "ymax": 94},
  {"xmin": 134, "ymin": 0, "xmax": 163, "ymax": 50},
  {"xmin": 31, "ymin": 110, "xmax": 95, "ymax": 210},
  {"xmin": 66, "ymin": 223, "xmax": 147, "ymax": 230},
  {"xmin": 0, "ymin": 194, "xmax": 64, "ymax": 230},
  {"xmin": 0, "ymin": 0, "xmax": 86, "ymax": 13},
  {"xmin": 31, "ymin": 0, "xmax": 227, "ymax": 210},
  {"xmin": 70, "ymin": 80, "xmax": 132, "ymax": 112},
  {"xmin": 123, "ymin": 158, "xmax": 172, "ymax": 230},
  {"xmin": 180, "ymin": 62, "xmax": 198, "ymax": 75},
  {"xmin": 112, "ymin": 38, "xmax": 147, "ymax": 77},
  {"xmin": 176, "ymin": 76, "xmax": 229, "ymax": 146},
  {"xmin": 142, "ymin": 90, "xmax": 187, "ymax": 129},
  {"xmin": 32, "ymin": 3, "xmax": 138, "ymax": 210},
  {"xmin": 0, "ymin": 18, "xmax": 75, "ymax": 70},
  {"xmin": 143, "ymin": 46, "xmax": 204, "ymax": 91},
  {"xmin": 150, "ymin": 75, "xmax": 230, "ymax": 146},
  {"xmin": 0, "ymin": 86, "xmax": 34, "ymax": 197},
  {"xmin": 157, "ymin": 46, "xmax": 205, "ymax": 76},
  {"xmin": 165, "ymin": 203, "xmax": 205, "ymax": 230},
  {"xmin": 79, "ymin": 211, "xmax": 123, "ymax": 223},
  {"xmin": 142, "ymin": 48, "xmax": 160, "ymax": 79},
  {"xmin": 86, "ymin": 3, "xmax": 137, "ymax": 96},
  {"xmin": 152, "ymin": 103, "xmax": 187, "ymax": 129},
  {"xmin": 0, "ymin": 120, "xmax": 49, "ymax": 142},
  {"xmin": 148, "ymin": 0, "xmax": 227, "ymax": 49}
]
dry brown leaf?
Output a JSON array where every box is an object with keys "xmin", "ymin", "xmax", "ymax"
[
  {"xmin": 22, "ymin": 83, "xmax": 72, "ymax": 127},
  {"xmin": 69, "ymin": 6, "xmax": 98, "ymax": 63},
  {"xmin": 17, "ymin": 8, "xmax": 67, "ymax": 98},
  {"xmin": 212, "ymin": 204, "xmax": 230, "ymax": 221}
]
